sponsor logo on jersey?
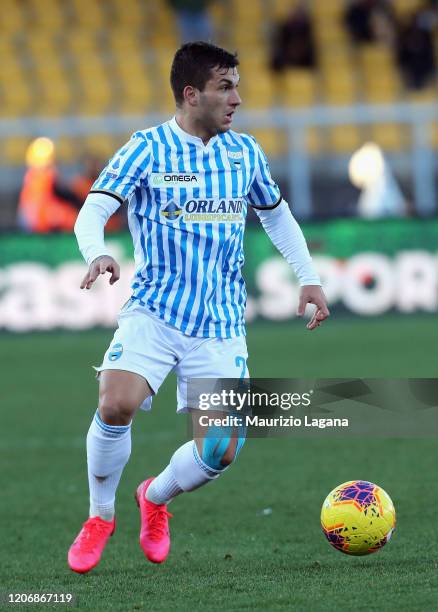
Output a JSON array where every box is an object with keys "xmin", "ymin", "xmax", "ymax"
[
  {"xmin": 161, "ymin": 198, "xmax": 244, "ymax": 223},
  {"xmin": 161, "ymin": 200, "xmax": 183, "ymax": 220},
  {"xmin": 185, "ymin": 199, "xmax": 243, "ymax": 214},
  {"xmin": 151, "ymin": 173, "xmax": 198, "ymax": 188}
]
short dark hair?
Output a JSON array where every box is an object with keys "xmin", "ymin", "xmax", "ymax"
[{"xmin": 170, "ymin": 41, "xmax": 239, "ymax": 106}]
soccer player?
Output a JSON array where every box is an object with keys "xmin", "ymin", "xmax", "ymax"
[{"xmin": 69, "ymin": 42, "xmax": 329, "ymax": 574}]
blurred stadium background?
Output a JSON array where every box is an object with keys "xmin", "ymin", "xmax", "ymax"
[
  {"xmin": 2, "ymin": 2, "xmax": 438, "ymax": 609},
  {"xmin": 1, "ymin": 0, "xmax": 438, "ymax": 330}
]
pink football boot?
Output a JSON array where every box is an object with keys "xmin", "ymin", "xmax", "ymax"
[
  {"xmin": 68, "ymin": 516, "xmax": 115, "ymax": 574},
  {"xmin": 135, "ymin": 478, "xmax": 172, "ymax": 563}
]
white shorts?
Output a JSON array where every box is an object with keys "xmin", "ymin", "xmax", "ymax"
[{"xmin": 96, "ymin": 299, "xmax": 249, "ymax": 412}]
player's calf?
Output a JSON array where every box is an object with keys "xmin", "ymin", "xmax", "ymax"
[{"xmin": 151, "ymin": 424, "xmax": 246, "ymax": 500}]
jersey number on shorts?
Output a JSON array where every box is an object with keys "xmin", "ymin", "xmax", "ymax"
[{"xmin": 235, "ymin": 356, "xmax": 246, "ymax": 380}]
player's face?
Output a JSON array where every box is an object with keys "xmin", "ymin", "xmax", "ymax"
[{"xmin": 197, "ymin": 67, "xmax": 241, "ymax": 134}]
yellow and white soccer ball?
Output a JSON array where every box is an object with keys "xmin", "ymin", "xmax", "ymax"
[{"xmin": 321, "ymin": 480, "xmax": 396, "ymax": 556}]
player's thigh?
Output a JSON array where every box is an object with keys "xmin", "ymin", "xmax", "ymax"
[{"xmin": 96, "ymin": 301, "xmax": 179, "ymax": 419}]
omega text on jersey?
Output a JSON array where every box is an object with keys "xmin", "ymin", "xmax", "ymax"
[{"xmin": 164, "ymin": 174, "xmax": 198, "ymax": 182}]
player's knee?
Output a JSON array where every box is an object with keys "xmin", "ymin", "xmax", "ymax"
[
  {"xmin": 219, "ymin": 437, "xmax": 246, "ymax": 467},
  {"xmin": 201, "ymin": 429, "xmax": 246, "ymax": 471},
  {"xmin": 98, "ymin": 392, "xmax": 137, "ymax": 426},
  {"xmin": 220, "ymin": 435, "xmax": 246, "ymax": 467}
]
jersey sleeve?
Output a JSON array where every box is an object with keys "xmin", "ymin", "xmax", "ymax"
[
  {"xmin": 247, "ymin": 137, "xmax": 281, "ymax": 210},
  {"xmin": 90, "ymin": 132, "xmax": 151, "ymax": 204}
]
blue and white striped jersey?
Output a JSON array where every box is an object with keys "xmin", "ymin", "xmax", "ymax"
[{"xmin": 91, "ymin": 117, "xmax": 281, "ymax": 338}]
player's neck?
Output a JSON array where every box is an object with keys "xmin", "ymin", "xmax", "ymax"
[{"xmin": 174, "ymin": 112, "xmax": 216, "ymax": 146}]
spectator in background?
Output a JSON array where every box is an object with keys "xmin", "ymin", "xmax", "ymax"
[
  {"xmin": 369, "ymin": 3, "xmax": 397, "ymax": 46},
  {"xmin": 344, "ymin": 0, "xmax": 395, "ymax": 46},
  {"xmin": 71, "ymin": 154, "xmax": 124, "ymax": 231},
  {"xmin": 396, "ymin": 8, "xmax": 437, "ymax": 89},
  {"xmin": 349, "ymin": 143, "xmax": 407, "ymax": 218},
  {"xmin": 270, "ymin": 1, "xmax": 316, "ymax": 71},
  {"xmin": 167, "ymin": 0, "xmax": 215, "ymax": 44},
  {"xmin": 345, "ymin": 0, "xmax": 375, "ymax": 42},
  {"xmin": 18, "ymin": 137, "xmax": 82, "ymax": 233}
]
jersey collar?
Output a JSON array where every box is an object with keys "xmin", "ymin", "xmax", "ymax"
[{"xmin": 169, "ymin": 116, "xmax": 219, "ymax": 149}]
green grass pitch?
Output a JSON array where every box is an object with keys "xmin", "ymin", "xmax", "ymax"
[{"xmin": 2, "ymin": 314, "xmax": 438, "ymax": 611}]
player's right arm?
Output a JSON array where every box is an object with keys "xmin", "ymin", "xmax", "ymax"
[
  {"xmin": 80, "ymin": 255, "xmax": 120, "ymax": 290},
  {"xmin": 74, "ymin": 192, "xmax": 121, "ymax": 289},
  {"xmin": 74, "ymin": 132, "xmax": 152, "ymax": 289}
]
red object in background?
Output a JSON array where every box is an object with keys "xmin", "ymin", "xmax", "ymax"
[{"xmin": 18, "ymin": 166, "xmax": 79, "ymax": 233}]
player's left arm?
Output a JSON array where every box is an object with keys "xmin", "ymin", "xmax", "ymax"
[
  {"xmin": 254, "ymin": 201, "xmax": 329, "ymax": 330},
  {"xmin": 247, "ymin": 138, "xmax": 329, "ymax": 330}
]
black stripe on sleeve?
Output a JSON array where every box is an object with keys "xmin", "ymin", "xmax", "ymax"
[
  {"xmin": 89, "ymin": 189, "xmax": 125, "ymax": 205},
  {"xmin": 250, "ymin": 194, "xmax": 283, "ymax": 211}
]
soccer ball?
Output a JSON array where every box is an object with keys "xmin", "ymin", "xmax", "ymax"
[{"xmin": 321, "ymin": 480, "xmax": 396, "ymax": 556}]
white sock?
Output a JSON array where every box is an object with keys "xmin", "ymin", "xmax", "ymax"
[
  {"xmin": 146, "ymin": 440, "xmax": 222, "ymax": 505},
  {"xmin": 146, "ymin": 465, "xmax": 183, "ymax": 505},
  {"xmin": 87, "ymin": 410, "xmax": 131, "ymax": 521}
]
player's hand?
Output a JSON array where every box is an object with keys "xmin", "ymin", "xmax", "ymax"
[
  {"xmin": 80, "ymin": 255, "xmax": 120, "ymax": 290},
  {"xmin": 297, "ymin": 285, "xmax": 330, "ymax": 330}
]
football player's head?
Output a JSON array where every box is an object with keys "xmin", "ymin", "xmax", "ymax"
[{"xmin": 171, "ymin": 41, "xmax": 241, "ymax": 137}]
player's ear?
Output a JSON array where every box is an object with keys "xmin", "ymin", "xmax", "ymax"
[{"xmin": 183, "ymin": 85, "xmax": 199, "ymax": 107}]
